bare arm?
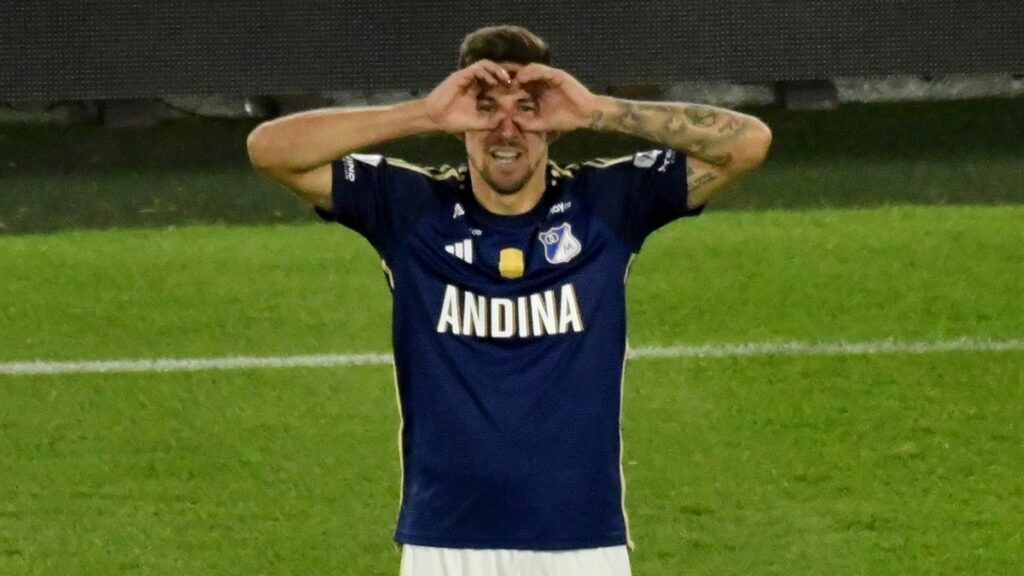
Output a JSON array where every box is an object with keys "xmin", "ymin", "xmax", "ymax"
[
  {"xmin": 514, "ymin": 64, "xmax": 772, "ymax": 208},
  {"xmin": 246, "ymin": 102, "xmax": 435, "ymax": 209},
  {"xmin": 588, "ymin": 98, "xmax": 772, "ymax": 208},
  {"xmin": 246, "ymin": 60, "xmax": 512, "ymax": 210}
]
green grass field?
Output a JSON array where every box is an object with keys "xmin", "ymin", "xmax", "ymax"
[{"xmin": 1, "ymin": 206, "xmax": 1022, "ymax": 575}]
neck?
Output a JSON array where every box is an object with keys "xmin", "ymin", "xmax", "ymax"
[{"xmin": 468, "ymin": 161, "xmax": 548, "ymax": 216}]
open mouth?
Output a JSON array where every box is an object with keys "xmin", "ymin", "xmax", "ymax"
[{"xmin": 490, "ymin": 148, "xmax": 523, "ymax": 165}]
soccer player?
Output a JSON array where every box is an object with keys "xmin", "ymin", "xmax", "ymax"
[{"xmin": 247, "ymin": 25, "xmax": 770, "ymax": 576}]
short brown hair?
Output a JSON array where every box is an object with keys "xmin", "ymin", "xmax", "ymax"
[{"xmin": 458, "ymin": 25, "xmax": 551, "ymax": 69}]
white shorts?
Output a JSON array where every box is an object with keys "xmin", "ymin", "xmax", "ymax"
[{"xmin": 399, "ymin": 544, "xmax": 632, "ymax": 576}]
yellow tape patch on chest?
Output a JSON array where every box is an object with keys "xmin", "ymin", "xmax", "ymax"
[{"xmin": 499, "ymin": 248, "xmax": 525, "ymax": 279}]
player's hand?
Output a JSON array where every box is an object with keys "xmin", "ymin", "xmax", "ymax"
[
  {"xmin": 514, "ymin": 64, "xmax": 598, "ymax": 133},
  {"xmin": 425, "ymin": 60, "xmax": 512, "ymax": 134}
]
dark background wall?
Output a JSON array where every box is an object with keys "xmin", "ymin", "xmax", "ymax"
[{"xmin": 3, "ymin": 1, "xmax": 1024, "ymax": 101}]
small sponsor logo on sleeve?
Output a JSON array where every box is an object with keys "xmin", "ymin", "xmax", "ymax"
[
  {"xmin": 343, "ymin": 153, "xmax": 383, "ymax": 182},
  {"xmin": 350, "ymin": 153, "xmax": 383, "ymax": 166},
  {"xmin": 658, "ymin": 149, "xmax": 676, "ymax": 172},
  {"xmin": 343, "ymin": 157, "xmax": 356, "ymax": 182},
  {"xmin": 633, "ymin": 150, "xmax": 663, "ymax": 168}
]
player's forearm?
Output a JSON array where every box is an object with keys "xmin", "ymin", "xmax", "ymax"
[
  {"xmin": 587, "ymin": 96, "xmax": 772, "ymax": 171},
  {"xmin": 247, "ymin": 99, "xmax": 436, "ymax": 173}
]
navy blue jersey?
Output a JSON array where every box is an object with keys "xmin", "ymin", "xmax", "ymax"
[{"xmin": 317, "ymin": 149, "xmax": 702, "ymax": 550}]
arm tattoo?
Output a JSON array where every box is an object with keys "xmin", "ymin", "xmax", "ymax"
[
  {"xmin": 684, "ymin": 106, "xmax": 718, "ymax": 127},
  {"xmin": 594, "ymin": 100, "xmax": 751, "ymax": 168},
  {"xmin": 689, "ymin": 170, "xmax": 718, "ymax": 193}
]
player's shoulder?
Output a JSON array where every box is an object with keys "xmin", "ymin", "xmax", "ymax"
[
  {"xmin": 349, "ymin": 155, "xmax": 466, "ymax": 209},
  {"xmin": 553, "ymin": 150, "xmax": 672, "ymax": 181},
  {"xmin": 550, "ymin": 153, "xmax": 658, "ymax": 195},
  {"xmin": 342, "ymin": 153, "xmax": 466, "ymax": 188},
  {"xmin": 550, "ymin": 156, "xmax": 631, "ymax": 179},
  {"xmin": 376, "ymin": 157, "xmax": 468, "ymax": 221},
  {"xmin": 380, "ymin": 156, "xmax": 467, "ymax": 187}
]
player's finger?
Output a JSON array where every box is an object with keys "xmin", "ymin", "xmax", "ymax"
[
  {"xmin": 466, "ymin": 59, "xmax": 509, "ymax": 87},
  {"xmin": 458, "ymin": 60, "xmax": 499, "ymax": 86},
  {"xmin": 476, "ymin": 60, "xmax": 513, "ymax": 85},
  {"xmin": 515, "ymin": 63, "xmax": 556, "ymax": 85},
  {"xmin": 452, "ymin": 67, "xmax": 487, "ymax": 90},
  {"xmin": 469, "ymin": 66, "xmax": 500, "ymax": 86}
]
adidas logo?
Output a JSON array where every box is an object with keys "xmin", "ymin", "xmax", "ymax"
[{"xmin": 444, "ymin": 239, "xmax": 474, "ymax": 264}]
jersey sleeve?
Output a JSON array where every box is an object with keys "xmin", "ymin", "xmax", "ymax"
[
  {"xmin": 314, "ymin": 154, "xmax": 427, "ymax": 256},
  {"xmin": 579, "ymin": 149, "xmax": 703, "ymax": 252}
]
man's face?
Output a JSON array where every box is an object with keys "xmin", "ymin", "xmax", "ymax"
[{"xmin": 464, "ymin": 75, "xmax": 548, "ymax": 196}]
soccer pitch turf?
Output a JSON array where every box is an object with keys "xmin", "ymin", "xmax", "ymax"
[{"xmin": 1, "ymin": 205, "xmax": 1022, "ymax": 575}]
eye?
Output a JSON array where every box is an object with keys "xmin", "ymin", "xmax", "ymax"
[
  {"xmin": 517, "ymin": 101, "xmax": 538, "ymax": 113},
  {"xmin": 476, "ymin": 100, "xmax": 497, "ymax": 113}
]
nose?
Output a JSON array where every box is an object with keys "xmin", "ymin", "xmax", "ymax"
[{"xmin": 497, "ymin": 112, "xmax": 521, "ymax": 139}]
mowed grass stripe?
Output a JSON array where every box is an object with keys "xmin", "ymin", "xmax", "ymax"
[
  {"xmin": 2, "ymin": 337, "xmax": 1021, "ymax": 376},
  {"xmin": 2, "ymin": 206, "xmax": 1022, "ymax": 361}
]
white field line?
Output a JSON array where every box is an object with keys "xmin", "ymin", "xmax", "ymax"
[
  {"xmin": 0, "ymin": 337, "xmax": 1021, "ymax": 377},
  {"xmin": 0, "ymin": 353, "xmax": 393, "ymax": 376},
  {"xmin": 627, "ymin": 337, "xmax": 1024, "ymax": 360}
]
